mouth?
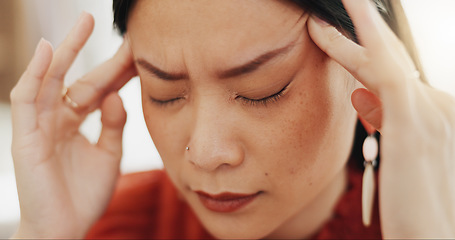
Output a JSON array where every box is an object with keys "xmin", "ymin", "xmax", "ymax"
[{"xmin": 195, "ymin": 191, "xmax": 263, "ymax": 213}]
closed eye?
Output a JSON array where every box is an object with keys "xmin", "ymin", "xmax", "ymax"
[
  {"xmin": 150, "ymin": 96, "xmax": 184, "ymax": 106},
  {"xmin": 150, "ymin": 81, "xmax": 292, "ymax": 108},
  {"xmin": 236, "ymin": 82, "xmax": 290, "ymax": 107}
]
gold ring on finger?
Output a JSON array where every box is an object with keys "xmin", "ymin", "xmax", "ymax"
[{"xmin": 62, "ymin": 87, "xmax": 79, "ymax": 109}]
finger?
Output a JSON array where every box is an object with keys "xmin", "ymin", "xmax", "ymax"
[
  {"xmin": 38, "ymin": 12, "xmax": 95, "ymax": 109},
  {"xmin": 341, "ymin": 0, "xmax": 388, "ymax": 52},
  {"xmin": 97, "ymin": 92, "xmax": 127, "ymax": 159},
  {"xmin": 351, "ymin": 88, "xmax": 383, "ymax": 130},
  {"xmin": 342, "ymin": 0, "xmax": 420, "ymax": 122},
  {"xmin": 11, "ymin": 39, "xmax": 53, "ymax": 104},
  {"xmin": 308, "ymin": 6, "xmax": 413, "ymax": 99},
  {"xmin": 64, "ymin": 41, "xmax": 137, "ymax": 112},
  {"xmin": 340, "ymin": 0, "xmax": 414, "ymax": 88},
  {"xmin": 307, "ymin": 15, "xmax": 367, "ymax": 68},
  {"xmin": 307, "ymin": 16, "xmax": 379, "ymax": 94},
  {"xmin": 10, "ymin": 39, "xmax": 54, "ymax": 138}
]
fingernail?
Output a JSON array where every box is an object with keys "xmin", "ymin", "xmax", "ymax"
[
  {"xmin": 34, "ymin": 38, "xmax": 46, "ymax": 55},
  {"xmin": 76, "ymin": 11, "xmax": 89, "ymax": 24},
  {"xmin": 312, "ymin": 15, "xmax": 329, "ymax": 26}
]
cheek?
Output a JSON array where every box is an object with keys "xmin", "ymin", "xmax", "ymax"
[
  {"xmin": 141, "ymin": 87, "xmax": 187, "ymax": 164},
  {"xmin": 251, "ymin": 54, "xmax": 355, "ymax": 195},
  {"xmin": 267, "ymin": 70, "xmax": 333, "ymax": 181}
]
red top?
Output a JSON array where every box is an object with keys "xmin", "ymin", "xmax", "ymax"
[{"xmin": 85, "ymin": 161, "xmax": 382, "ymax": 239}]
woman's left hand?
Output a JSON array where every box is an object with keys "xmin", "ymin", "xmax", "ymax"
[{"xmin": 308, "ymin": 0, "xmax": 455, "ymax": 238}]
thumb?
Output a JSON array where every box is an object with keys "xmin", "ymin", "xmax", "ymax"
[
  {"xmin": 97, "ymin": 92, "xmax": 127, "ymax": 159},
  {"xmin": 351, "ymin": 88, "xmax": 383, "ymax": 131}
]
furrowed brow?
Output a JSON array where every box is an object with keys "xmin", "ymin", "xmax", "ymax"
[
  {"xmin": 136, "ymin": 39, "xmax": 297, "ymax": 81},
  {"xmin": 136, "ymin": 59, "xmax": 188, "ymax": 81},
  {"xmin": 217, "ymin": 40, "xmax": 297, "ymax": 79}
]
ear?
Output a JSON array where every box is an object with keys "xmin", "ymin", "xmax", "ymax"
[
  {"xmin": 359, "ymin": 114, "xmax": 377, "ymax": 135},
  {"xmin": 352, "ymin": 88, "xmax": 382, "ymax": 132}
]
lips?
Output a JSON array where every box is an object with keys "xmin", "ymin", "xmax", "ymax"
[{"xmin": 196, "ymin": 191, "xmax": 262, "ymax": 213}]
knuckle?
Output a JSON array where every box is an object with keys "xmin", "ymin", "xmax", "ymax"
[
  {"xmin": 67, "ymin": 45, "xmax": 79, "ymax": 58},
  {"xmin": 352, "ymin": 52, "xmax": 371, "ymax": 75},
  {"xmin": 324, "ymin": 29, "xmax": 346, "ymax": 55},
  {"xmin": 358, "ymin": 51, "xmax": 370, "ymax": 66},
  {"xmin": 79, "ymin": 80, "xmax": 100, "ymax": 95},
  {"xmin": 327, "ymin": 28, "xmax": 344, "ymax": 42},
  {"xmin": 57, "ymin": 42, "xmax": 81, "ymax": 67},
  {"xmin": 113, "ymin": 53, "xmax": 131, "ymax": 70},
  {"xmin": 63, "ymin": 39, "xmax": 81, "ymax": 56},
  {"xmin": 69, "ymin": 44, "xmax": 80, "ymax": 56},
  {"xmin": 380, "ymin": 65, "xmax": 408, "ymax": 91}
]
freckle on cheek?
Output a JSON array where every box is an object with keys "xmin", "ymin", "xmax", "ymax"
[
  {"xmin": 265, "ymin": 172, "xmax": 269, "ymax": 176},
  {"xmin": 289, "ymin": 168, "xmax": 297, "ymax": 175}
]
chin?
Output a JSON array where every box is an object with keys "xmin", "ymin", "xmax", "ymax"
[
  {"xmin": 206, "ymin": 226, "xmax": 269, "ymax": 240},
  {"xmin": 198, "ymin": 215, "xmax": 275, "ymax": 240}
]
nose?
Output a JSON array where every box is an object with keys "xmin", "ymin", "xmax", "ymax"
[{"xmin": 188, "ymin": 98, "xmax": 244, "ymax": 172}]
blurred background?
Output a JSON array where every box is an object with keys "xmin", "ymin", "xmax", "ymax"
[{"xmin": 0, "ymin": 0, "xmax": 454, "ymax": 238}]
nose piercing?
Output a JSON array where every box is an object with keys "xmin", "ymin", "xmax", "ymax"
[{"xmin": 186, "ymin": 146, "xmax": 190, "ymax": 151}]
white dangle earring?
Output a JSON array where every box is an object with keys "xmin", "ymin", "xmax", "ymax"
[{"xmin": 362, "ymin": 133, "xmax": 378, "ymax": 227}]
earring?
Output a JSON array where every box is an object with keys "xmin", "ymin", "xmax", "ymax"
[
  {"xmin": 362, "ymin": 133, "xmax": 378, "ymax": 227},
  {"xmin": 359, "ymin": 117, "xmax": 378, "ymax": 227},
  {"xmin": 186, "ymin": 146, "xmax": 190, "ymax": 151}
]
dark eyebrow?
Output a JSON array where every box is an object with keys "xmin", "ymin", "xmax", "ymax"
[
  {"xmin": 135, "ymin": 39, "xmax": 297, "ymax": 81},
  {"xmin": 136, "ymin": 59, "xmax": 188, "ymax": 81},
  {"xmin": 216, "ymin": 40, "xmax": 297, "ymax": 79}
]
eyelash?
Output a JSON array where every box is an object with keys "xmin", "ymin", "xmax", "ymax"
[
  {"xmin": 236, "ymin": 82, "xmax": 290, "ymax": 107},
  {"xmin": 150, "ymin": 82, "xmax": 290, "ymax": 107},
  {"xmin": 150, "ymin": 97, "xmax": 184, "ymax": 107}
]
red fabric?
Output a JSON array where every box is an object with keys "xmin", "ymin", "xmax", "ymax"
[
  {"xmin": 312, "ymin": 160, "xmax": 382, "ymax": 239},
  {"xmin": 86, "ymin": 161, "xmax": 382, "ymax": 239},
  {"xmin": 85, "ymin": 170, "xmax": 212, "ymax": 239}
]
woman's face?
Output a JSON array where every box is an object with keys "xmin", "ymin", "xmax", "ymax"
[{"xmin": 128, "ymin": 0, "xmax": 359, "ymax": 238}]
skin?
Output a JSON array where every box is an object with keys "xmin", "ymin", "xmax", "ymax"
[
  {"xmin": 9, "ymin": 0, "xmax": 455, "ymax": 239},
  {"xmin": 127, "ymin": 0, "xmax": 358, "ymax": 238},
  {"xmin": 309, "ymin": 1, "xmax": 455, "ymax": 237}
]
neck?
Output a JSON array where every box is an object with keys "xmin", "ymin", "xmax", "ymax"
[{"xmin": 266, "ymin": 166, "xmax": 349, "ymax": 239}]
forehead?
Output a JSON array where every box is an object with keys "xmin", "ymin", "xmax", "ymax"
[{"xmin": 127, "ymin": 0, "xmax": 306, "ymax": 69}]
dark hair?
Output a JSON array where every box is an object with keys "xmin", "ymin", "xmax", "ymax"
[
  {"xmin": 113, "ymin": 0, "xmax": 425, "ymax": 82},
  {"xmin": 112, "ymin": 0, "xmax": 426, "ymax": 169},
  {"xmin": 113, "ymin": 0, "xmax": 384, "ymax": 39}
]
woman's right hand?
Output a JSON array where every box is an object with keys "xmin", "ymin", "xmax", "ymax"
[{"xmin": 10, "ymin": 12, "xmax": 137, "ymax": 238}]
